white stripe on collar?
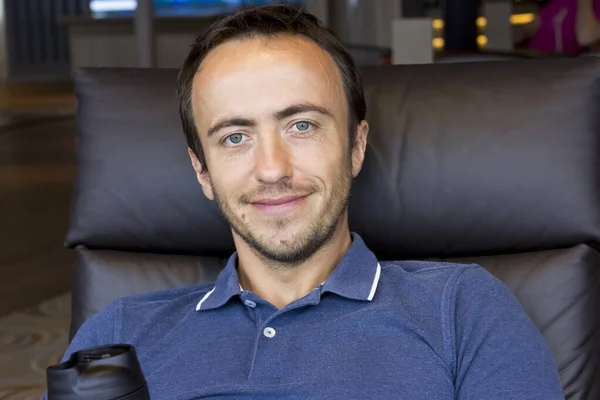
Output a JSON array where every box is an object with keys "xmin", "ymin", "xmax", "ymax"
[
  {"xmin": 195, "ymin": 287, "xmax": 215, "ymax": 311},
  {"xmin": 367, "ymin": 263, "xmax": 382, "ymax": 301},
  {"xmin": 197, "ymin": 263, "xmax": 381, "ymax": 310}
]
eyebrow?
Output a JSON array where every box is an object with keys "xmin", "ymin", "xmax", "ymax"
[
  {"xmin": 206, "ymin": 118, "xmax": 255, "ymax": 138},
  {"xmin": 273, "ymin": 103, "xmax": 333, "ymax": 120},
  {"xmin": 206, "ymin": 103, "xmax": 333, "ymax": 137}
]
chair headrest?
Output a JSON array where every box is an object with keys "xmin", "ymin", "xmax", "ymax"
[{"xmin": 66, "ymin": 58, "xmax": 600, "ymax": 258}]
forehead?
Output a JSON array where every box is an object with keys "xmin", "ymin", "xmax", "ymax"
[{"xmin": 191, "ymin": 35, "xmax": 346, "ymax": 122}]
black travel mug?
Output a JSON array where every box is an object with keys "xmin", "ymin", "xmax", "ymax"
[{"xmin": 46, "ymin": 344, "xmax": 150, "ymax": 399}]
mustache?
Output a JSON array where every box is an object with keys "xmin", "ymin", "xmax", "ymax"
[{"xmin": 239, "ymin": 181, "xmax": 317, "ymax": 204}]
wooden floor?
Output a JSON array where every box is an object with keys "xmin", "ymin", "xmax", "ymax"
[{"xmin": 0, "ymin": 83, "xmax": 77, "ymax": 316}]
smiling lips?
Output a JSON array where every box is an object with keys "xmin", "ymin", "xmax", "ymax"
[{"xmin": 250, "ymin": 194, "xmax": 310, "ymax": 215}]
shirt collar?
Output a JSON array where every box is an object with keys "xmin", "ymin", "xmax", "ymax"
[
  {"xmin": 195, "ymin": 253, "xmax": 242, "ymax": 311},
  {"xmin": 195, "ymin": 232, "xmax": 381, "ymax": 311},
  {"xmin": 320, "ymin": 233, "xmax": 381, "ymax": 302}
]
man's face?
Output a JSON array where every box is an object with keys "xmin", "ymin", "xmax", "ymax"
[{"xmin": 189, "ymin": 35, "xmax": 368, "ymax": 264}]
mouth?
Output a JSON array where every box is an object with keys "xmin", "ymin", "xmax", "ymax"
[{"xmin": 250, "ymin": 194, "xmax": 310, "ymax": 216}]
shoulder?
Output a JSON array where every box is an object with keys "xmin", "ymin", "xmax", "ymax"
[
  {"xmin": 378, "ymin": 259, "xmax": 485, "ymax": 290},
  {"xmin": 99, "ymin": 282, "xmax": 218, "ymax": 345},
  {"xmin": 75, "ymin": 282, "xmax": 217, "ymax": 337},
  {"xmin": 63, "ymin": 282, "xmax": 219, "ymax": 372},
  {"xmin": 369, "ymin": 261, "xmax": 496, "ymax": 365},
  {"xmin": 379, "ymin": 259, "xmax": 509, "ymax": 299},
  {"xmin": 115, "ymin": 282, "xmax": 216, "ymax": 314},
  {"xmin": 374, "ymin": 260, "xmax": 485, "ymax": 315},
  {"xmin": 381, "ymin": 260, "xmax": 535, "ymax": 337},
  {"xmin": 376, "ymin": 260, "xmax": 508, "ymax": 317}
]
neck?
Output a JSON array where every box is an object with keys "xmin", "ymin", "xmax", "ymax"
[{"xmin": 233, "ymin": 219, "xmax": 352, "ymax": 309}]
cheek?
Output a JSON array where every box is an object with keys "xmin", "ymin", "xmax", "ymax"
[
  {"xmin": 206, "ymin": 152, "xmax": 255, "ymax": 193},
  {"xmin": 218, "ymin": 180, "xmax": 243, "ymax": 202},
  {"xmin": 292, "ymin": 134, "xmax": 348, "ymax": 180},
  {"xmin": 207, "ymin": 171, "xmax": 240, "ymax": 202}
]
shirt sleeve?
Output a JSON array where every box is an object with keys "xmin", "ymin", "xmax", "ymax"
[
  {"xmin": 40, "ymin": 299, "xmax": 122, "ymax": 400},
  {"xmin": 451, "ymin": 265, "xmax": 565, "ymax": 400}
]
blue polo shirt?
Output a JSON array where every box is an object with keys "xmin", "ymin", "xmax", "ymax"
[{"xmin": 45, "ymin": 234, "xmax": 563, "ymax": 399}]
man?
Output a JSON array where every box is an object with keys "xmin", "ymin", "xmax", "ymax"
[{"xmin": 45, "ymin": 4, "xmax": 564, "ymax": 399}]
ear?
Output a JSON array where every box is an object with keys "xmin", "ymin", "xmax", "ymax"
[
  {"xmin": 188, "ymin": 148, "xmax": 214, "ymax": 200},
  {"xmin": 351, "ymin": 120, "xmax": 369, "ymax": 178}
]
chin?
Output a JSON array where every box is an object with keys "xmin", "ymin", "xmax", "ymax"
[
  {"xmin": 254, "ymin": 225, "xmax": 310, "ymax": 251},
  {"xmin": 235, "ymin": 219, "xmax": 340, "ymax": 266},
  {"xmin": 252, "ymin": 241, "xmax": 319, "ymax": 266}
]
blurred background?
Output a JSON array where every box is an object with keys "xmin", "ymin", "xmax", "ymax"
[
  {"xmin": 1, "ymin": 0, "xmax": 598, "ymax": 398},
  {"xmin": 0, "ymin": 0, "xmax": 582, "ymax": 85}
]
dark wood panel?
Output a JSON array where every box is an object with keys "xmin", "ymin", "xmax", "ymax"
[{"xmin": 0, "ymin": 116, "xmax": 76, "ymax": 316}]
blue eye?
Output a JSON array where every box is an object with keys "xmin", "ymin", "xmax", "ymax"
[
  {"xmin": 292, "ymin": 121, "xmax": 312, "ymax": 132},
  {"xmin": 224, "ymin": 133, "xmax": 245, "ymax": 145}
]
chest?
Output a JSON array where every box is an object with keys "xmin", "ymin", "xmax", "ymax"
[{"xmin": 132, "ymin": 302, "xmax": 454, "ymax": 400}]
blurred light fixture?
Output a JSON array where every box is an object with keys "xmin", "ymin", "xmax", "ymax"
[
  {"xmin": 510, "ymin": 13, "xmax": 536, "ymax": 24},
  {"xmin": 432, "ymin": 38, "xmax": 444, "ymax": 50},
  {"xmin": 90, "ymin": 0, "xmax": 137, "ymax": 12},
  {"xmin": 477, "ymin": 35, "xmax": 488, "ymax": 47},
  {"xmin": 432, "ymin": 13, "xmax": 536, "ymax": 29}
]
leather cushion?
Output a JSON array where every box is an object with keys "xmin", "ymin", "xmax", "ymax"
[{"xmin": 67, "ymin": 58, "xmax": 600, "ymax": 259}]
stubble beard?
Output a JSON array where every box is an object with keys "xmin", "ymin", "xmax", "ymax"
[{"xmin": 211, "ymin": 156, "xmax": 353, "ymax": 267}]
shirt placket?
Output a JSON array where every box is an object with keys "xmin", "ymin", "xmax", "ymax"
[{"xmin": 243, "ymin": 288, "xmax": 322, "ymax": 382}]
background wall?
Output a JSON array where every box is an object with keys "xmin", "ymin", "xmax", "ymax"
[{"xmin": 1, "ymin": 0, "xmax": 87, "ymax": 83}]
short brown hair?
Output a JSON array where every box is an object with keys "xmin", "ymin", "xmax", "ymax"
[{"xmin": 176, "ymin": 3, "xmax": 367, "ymax": 170}]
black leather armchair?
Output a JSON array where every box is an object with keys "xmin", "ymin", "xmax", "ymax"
[{"xmin": 66, "ymin": 58, "xmax": 600, "ymax": 399}]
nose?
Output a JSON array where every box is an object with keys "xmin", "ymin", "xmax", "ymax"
[{"xmin": 253, "ymin": 133, "xmax": 293, "ymax": 184}]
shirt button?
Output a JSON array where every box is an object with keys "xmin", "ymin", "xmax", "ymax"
[
  {"xmin": 263, "ymin": 327, "xmax": 276, "ymax": 338},
  {"xmin": 244, "ymin": 300, "xmax": 256, "ymax": 308}
]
